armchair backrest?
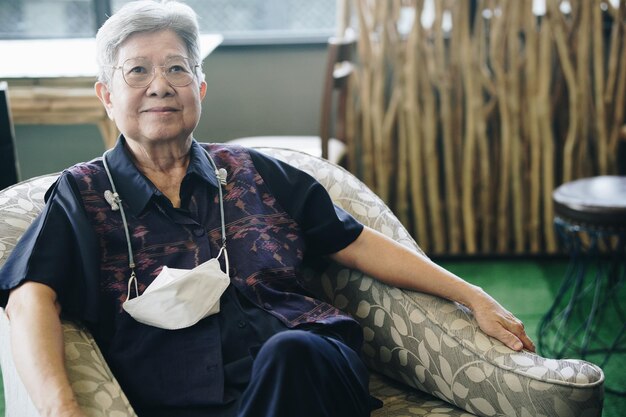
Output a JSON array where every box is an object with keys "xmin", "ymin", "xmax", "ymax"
[{"xmin": 0, "ymin": 147, "xmax": 606, "ymax": 417}]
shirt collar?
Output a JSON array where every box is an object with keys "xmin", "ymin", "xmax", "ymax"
[{"xmin": 104, "ymin": 136, "xmax": 220, "ymax": 216}]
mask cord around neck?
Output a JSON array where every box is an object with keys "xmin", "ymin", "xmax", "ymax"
[
  {"xmin": 202, "ymin": 147, "xmax": 229, "ymax": 277},
  {"xmin": 202, "ymin": 148, "xmax": 227, "ymax": 250},
  {"xmin": 102, "ymin": 149, "xmax": 138, "ymax": 299},
  {"xmin": 102, "ymin": 145, "xmax": 230, "ymax": 298}
]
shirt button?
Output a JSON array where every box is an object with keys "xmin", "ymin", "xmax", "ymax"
[
  {"xmin": 193, "ymin": 228, "xmax": 205, "ymax": 237},
  {"xmin": 237, "ymin": 320, "xmax": 247, "ymax": 328}
]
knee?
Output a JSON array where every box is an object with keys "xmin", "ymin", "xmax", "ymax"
[{"xmin": 256, "ymin": 330, "xmax": 323, "ymax": 366}]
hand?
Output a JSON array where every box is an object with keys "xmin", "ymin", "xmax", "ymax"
[{"xmin": 467, "ymin": 286, "xmax": 535, "ymax": 352}]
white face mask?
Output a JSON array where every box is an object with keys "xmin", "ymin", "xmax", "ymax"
[
  {"xmin": 102, "ymin": 147, "xmax": 230, "ymax": 330},
  {"xmin": 122, "ymin": 247, "xmax": 230, "ymax": 330}
]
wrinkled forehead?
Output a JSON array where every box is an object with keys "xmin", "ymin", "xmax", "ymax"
[
  {"xmin": 120, "ymin": 55, "xmax": 192, "ymax": 65},
  {"xmin": 115, "ymin": 30, "xmax": 189, "ymax": 64}
]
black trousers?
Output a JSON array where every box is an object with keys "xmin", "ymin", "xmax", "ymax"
[{"xmin": 237, "ymin": 329, "xmax": 380, "ymax": 417}]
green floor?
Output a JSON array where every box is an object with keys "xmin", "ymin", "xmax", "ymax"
[
  {"xmin": 439, "ymin": 258, "xmax": 625, "ymax": 417},
  {"xmin": 0, "ymin": 259, "xmax": 624, "ymax": 416}
]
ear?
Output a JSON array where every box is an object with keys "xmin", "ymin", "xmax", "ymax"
[
  {"xmin": 95, "ymin": 81, "xmax": 115, "ymax": 120},
  {"xmin": 199, "ymin": 81, "xmax": 207, "ymax": 101}
]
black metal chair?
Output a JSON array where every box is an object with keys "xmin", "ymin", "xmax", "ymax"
[
  {"xmin": 0, "ymin": 82, "xmax": 20, "ymax": 190},
  {"xmin": 538, "ymin": 175, "xmax": 626, "ymax": 396}
]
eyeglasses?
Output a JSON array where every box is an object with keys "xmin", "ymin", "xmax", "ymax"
[{"xmin": 112, "ymin": 56, "xmax": 200, "ymax": 88}]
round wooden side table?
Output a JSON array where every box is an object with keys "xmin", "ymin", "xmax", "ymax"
[{"xmin": 538, "ymin": 176, "xmax": 626, "ymax": 395}]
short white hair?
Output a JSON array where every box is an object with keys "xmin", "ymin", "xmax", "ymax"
[{"xmin": 95, "ymin": 0, "xmax": 204, "ymax": 85}]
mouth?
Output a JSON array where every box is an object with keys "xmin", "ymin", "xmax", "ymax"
[{"xmin": 142, "ymin": 107, "xmax": 179, "ymax": 113}]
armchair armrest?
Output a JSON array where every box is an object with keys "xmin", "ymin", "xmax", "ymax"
[
  {"xmin": 260, "ymin": 147, "xmax": 604, "ymax": 417},
  {"xmin": 311, "ymin": 265, "xmax": 604, "ymax": 416},
  {"xmin": 0, "ymin": 308, "xmax": 137, "ymax": 417}
]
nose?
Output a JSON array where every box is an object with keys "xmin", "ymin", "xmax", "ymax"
[{"xmin": 146, "ymin": 67, "xmax": 174, "ymax": 96}]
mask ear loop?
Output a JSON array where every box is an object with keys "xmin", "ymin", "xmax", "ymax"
[
  {"xmin": 215, "ymin": 246, "xmax": 230, "ymax": 278},
  {"xmin": 102, "ymin": 149, "xmax": 139, "ymax": 300},
  {"xmin": 203, "ymin": 147, "xmax": 229, "ymax": 278}
]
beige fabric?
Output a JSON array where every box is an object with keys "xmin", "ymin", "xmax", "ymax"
[
  {"xmin": 0, "ymin": 311, "xmax": 137, "ymax": 417},
  {"xmin": 0, "ymin": 147, "xmax": 605, "ymax": 416},
  {"xmin": 0, "ymin": 311, "xmax": 39, "ymax": 417},
  {"xmin": 259, "ymin": 147, "xmax": 605, "ymax": 417}
]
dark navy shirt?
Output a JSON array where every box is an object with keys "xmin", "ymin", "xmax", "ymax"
[{"xmin": 0, "ymin": 137, "xmax": 364, "ymax": 416}]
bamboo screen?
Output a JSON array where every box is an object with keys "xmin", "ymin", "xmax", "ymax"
[{"xmin": 346, "ymin": 0, "xmax": 626, "ymax": 256}]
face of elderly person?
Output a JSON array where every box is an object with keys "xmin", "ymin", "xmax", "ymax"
[{"xmin": 95, "ymin": 29, "xmax": 207, "ymax": 149}]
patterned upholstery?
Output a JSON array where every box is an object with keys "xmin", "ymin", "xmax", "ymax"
[{"xmin": 0, "ymin": 147, "xmax": 604, "ymax": 417}]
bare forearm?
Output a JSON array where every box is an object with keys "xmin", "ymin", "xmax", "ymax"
[
  {"xmin": 7, "ymin": 283, "xmax": 84, "ymax": 417},
  {"xmin": 331, "ymin": 227, "xmax": 482, "ymax": 307},
  {"xmin": 331, "ymin": 226, "xmax": 534, "ymax": 351}
]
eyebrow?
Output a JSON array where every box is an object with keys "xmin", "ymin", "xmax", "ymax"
[{"xmin": 125, "ymin": 54, "xmax": 189, "ymax": 61}]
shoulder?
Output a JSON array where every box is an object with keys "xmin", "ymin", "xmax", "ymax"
[
  {"xmin": 197, "ymin": 142, "xmax": 284, "ymax": 175},
  {"xmin": 198, "ymin": 142, "xmax": 249, "ymax": 158},
  {"xmin": 194, "ymin": 142, "xmax": 315, "ymax": 184},
  {"xmin": 196, "ymin": 142, "xmax": 281, "ymax": 165},
  {"xmin": 44, "ymin": 157, "xmax": 106, "ymax": 202},
  {"xmin": 65, "ymin": 156, "xmax": 105, "ymax": 178}
]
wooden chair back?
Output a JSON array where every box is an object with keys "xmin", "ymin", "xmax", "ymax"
[
  {"xmin": 0, "ymin": 82, "xmax": 19, "ymax": 189},
  {"xmin": 319, "ymin": 33, "xmax": 356, "ymax": 160}
]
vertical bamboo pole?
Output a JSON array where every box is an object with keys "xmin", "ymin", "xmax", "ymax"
[
  {"xmin": 345, "ymin": 73, "xmax": 358, "ymax": 175},
  {"xmin": 460, "ymin": 0, "xmax": 478, "ymax": 254},
  {"xmin": 608, "ymin": 0, "xmax": 626, "ymax": 163},
  {"xmin": 507, "ymin": 2, "xmax": 525, "ymax": 253},
  {"xmin": 604, "ymin": 1, "xmax": 621, "ymax": 110},
  {"xmin": 539, "ymin": 6, "xmax": 558, "ymax": 253},
  {"xmin": 523, "ymin": 1, "xmax": 543, "ymax": 254},
  {"xmin": 336, "ymin": 0, "xmax": 348, "ymax": 37},
  {"xmin": 576, "ymin": 1, "xmax": 591, "ymax": 178},
  {"xmin": 356, "ymin": 1, "xmax": 374, "ymax": 188},
  {"xmin": 396, "ymin": 87, "xmax": 410, "ymax": 228},
  {"xmin": 592, "ymin": 0, "xmax": 609, "ymax": 175},
  {"xmin": 404, "ymin": 0, "xmax": 430, "ymax": 250},
  {"xmin": 434, "ymin": 0, "xmax": 461, "ymax": 254},
  {"xmin": 549, "ymin": 0, "xmax": 579, "ymax": 183},
  {"xmin": 475, "ymin": 0, "xmax": 494, "ymax": 253},
  {"xmin": 370, "ymin": 1, "xmax": 389, "ymax": 202},
  {"xmin": 420, "ymin": 32, "xmax": 446, "ymax": 253},
  {"xmin": 490, "ymin": 1, "xmax": 513, "ymax": 253}
]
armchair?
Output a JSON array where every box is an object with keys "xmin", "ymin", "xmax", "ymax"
[{"xmin": 0, "ymin": 147, "xmax": 604, "ymax": 416}]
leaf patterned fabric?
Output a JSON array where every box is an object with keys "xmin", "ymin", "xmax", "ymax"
[
  {"xmin": 259, "ymin": 148, "xmax": 604, "ymax": 417},
  {"xmin": 0, "ymin": 149, "xmax": 604, "ymax": 417}
]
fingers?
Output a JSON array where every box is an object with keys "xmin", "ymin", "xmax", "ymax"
[
  {"xmin": 469, "ymin": 294, "xmax": 536, "ymax": 352},
  {"xmin": 520, "ymin": 332, "xmax": 536, "ymax": 352},
  {"xmin": 503, "ymin": 318, "xmax": 536, "ymax": 352},
  {"xmin": 513, "ymin": 324, "xmax": 536, "ymax": 352}
]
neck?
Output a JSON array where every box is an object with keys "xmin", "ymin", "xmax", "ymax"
[
  {"xmin": 125, "ymin": 136, "xmax": 193, "ymax": 174},
  {"xmin": 123, "ymin": 136, "xmax": 193, "ymax": 208}
]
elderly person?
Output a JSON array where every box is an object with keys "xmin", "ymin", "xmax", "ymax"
[{"xmin": 0, "ymin": 1, "xmax": 534, "ymax": 417}]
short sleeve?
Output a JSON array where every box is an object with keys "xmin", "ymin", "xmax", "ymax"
[
  {"xmin": 0, "ymin": 173, "xmax": 100, "ymax": 322},
  {"xmin": 248, "ymin": 148, "xmax": 363, "ymax": 255}
]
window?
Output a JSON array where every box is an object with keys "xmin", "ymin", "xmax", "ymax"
[
  {"xmin": 0, "ymin": 0, "xmax": 97, "ymax": 39},
  {"xmin": 0, "ymin": 0, "xmax": 338, "ymax": 44}
]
